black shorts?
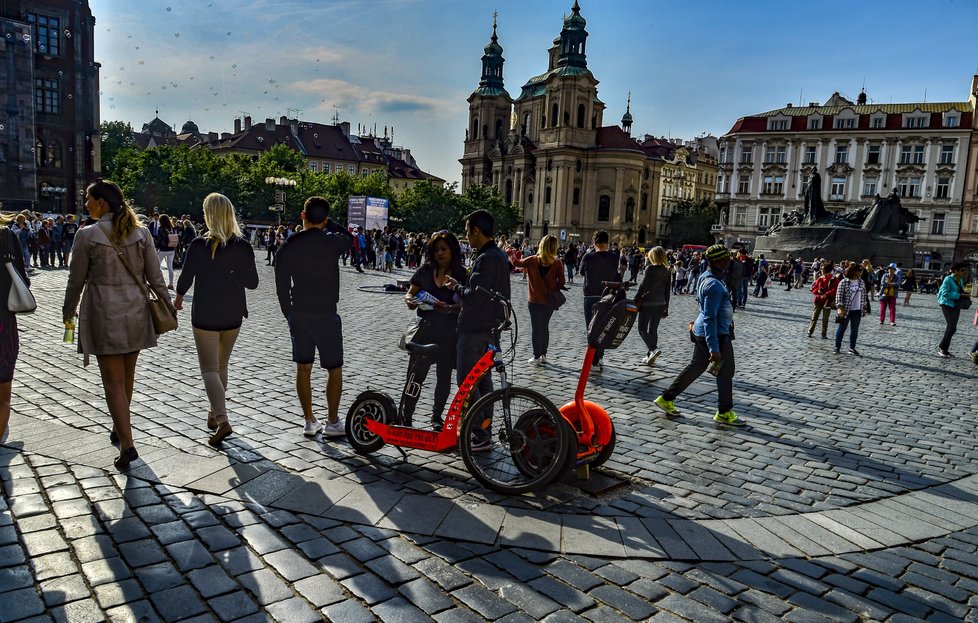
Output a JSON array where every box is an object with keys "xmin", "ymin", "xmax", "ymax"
[{"xmin": 288, "ymin": 312, "xmax": 343, "ymax": 369}]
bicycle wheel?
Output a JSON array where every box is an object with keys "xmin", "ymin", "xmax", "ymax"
[
  {"xmin": 459, "ymin": 387, "xmax": 569, "ymax": 495},
  {"xmin": 345, "ymin": 391, "xmax": 396, "ymax": 454}
]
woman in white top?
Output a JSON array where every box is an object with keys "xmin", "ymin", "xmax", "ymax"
[{"xmin": 834, "ymin": 262, "xmax": 870, "ymax": 356}]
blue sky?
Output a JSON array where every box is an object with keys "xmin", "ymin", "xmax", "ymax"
[{"xmin": 90, "ymin": 0, "xmax": 978, "ymax": 185}]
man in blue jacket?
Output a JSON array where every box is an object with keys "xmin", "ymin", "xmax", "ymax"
[{"xmin": 653, "ymin": 243, "xmax": 745, "ymax": 427}]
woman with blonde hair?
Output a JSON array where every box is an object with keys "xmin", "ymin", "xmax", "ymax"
[
  {"xmin": 513, "ymin": 234, "xmax": 565, "ymax": 365},
  {"xmin": 174, "ymin": 193, "xmax": 259, "ymax": 446},
  {"xmin": 634, "ymin": 246, "xmax": 671, "ymax": 365},
  {"xmin": 0, "ymin": 214, "xmax": 30, "ymax": 442},
  {"xmin": 63, "ymin": 180, "xmax": 175, "ymax": 470}
]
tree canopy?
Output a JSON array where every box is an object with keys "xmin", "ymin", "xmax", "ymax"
[{"xmin": 664, "ymin": 198, "xmax": 718, "ymax": 247}]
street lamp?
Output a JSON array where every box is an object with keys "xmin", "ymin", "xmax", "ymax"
[
  {"xmin": 264, "ymin": 177, "xmax": 296, "ymax": 225},
  {"xmin": 40, "ymin": 185, "xmax": 67, "ymax": 213}
]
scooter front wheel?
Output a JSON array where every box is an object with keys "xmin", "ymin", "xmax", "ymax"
[
  {"xmin": 345, "ymin": 391, "xmax": 396, "ymax": 455},
  {"xmin": 459, "ymin": 388, "xmax": 569, "ymax": 495}
]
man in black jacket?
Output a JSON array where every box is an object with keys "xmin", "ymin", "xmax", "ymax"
[
  {"xmin": 579, "ymin": 230, "xmax": 620, "ymax": 372},
  {"xmin": 445, "ymin": 209, "xmax": 510, "ymax": 452},
  {"xmin": 275, "ymin": 197, "xmax": 354, "ymax": 440}
]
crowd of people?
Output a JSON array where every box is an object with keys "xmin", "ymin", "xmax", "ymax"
[{"xmin": 0, "ymin": 182, "xmax": 974, "ymax": 470}]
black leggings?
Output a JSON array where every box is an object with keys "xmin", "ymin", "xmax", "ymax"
[
  {"xmin": 637, "ymin": 306, "xmax": 665, "ymax": 353},
  {"xmin": 939, "ymin": 305, "xmax": 960, "ymax": 352},
  {"xmin": 528, "ymin": 302, "xmax": 555, "ymax": 359}
]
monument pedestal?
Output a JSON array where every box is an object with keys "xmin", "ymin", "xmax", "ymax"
[{"xmin": 754, "ymin": 225, "xmax": 914, "ymax": 266}]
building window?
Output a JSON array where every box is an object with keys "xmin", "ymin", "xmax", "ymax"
[
  {"xmin": 35, "ymin": 140, "xmax": 45, "ymax": 167},
  {"xmin": 768, "ymin": 119, "xmax": 788, "ymax": 130},
  {"xmin": 935, "ymin": 177, "xmax": 950, "ymax": 199},
  {"xmin": 545, "ymin": 186, "xmax": 552, "ymax": 204},
  {"xmin": 505, "ymin": 179, "xmax": 513, "ymax": 204},
  {"xmin": 931, "ymin": 212, "xmax": 946, "ymax": 235},
  {"xmin": 871, "ymin": 116, "xmax": 885, "ymax": 129},
  {"xmin": 27, "ymin": 14, "xmax": 60, "ymax": 56},
  {"xmin": 804, "ymin": 146, "xmax": 817, "ymax": 163},
  {"xmin": 913, "ymin": 146, "xmax": 925, "ymax": 165},
  {"xmin": 625, "ymin": 198, "xmax": 634, "ymax": 223},
  {"xmin": 830, "ymin": 177, "xmax": 846, "ymax": 200},
  {"xmin": 577, "ymin": 104, "xmax": 585, "ymax": 128},
  {"xmin": 762, "ymin": 176, "xmax": 783, "ymax": 195},
  {"xmin": 863, "ymin": 177, "xmax": 877, "ymax": 196},
  {"xmin": 598, "ymin": 195, "xmax": 610, "ymax": 221},
  {"xmin": 834, "ymin": 117, "xmax": 855, "ymax": 129},
  {"xmin": 734, "ymin": 206, "xmax": 747, "ymax": 227},
  {"xmin": 348, "ymin": 165, "xmax": 355, "ymax": 174},
  {"xmin": 46, "ymin": 140, "xmax": 62, "ymax": 168},
  {"xmin": 899, "ymin": 146, "xmax": 912, "ymax": 164},
  {"xmin": 309, "ymin": 161, "xmax": 318, "ymax": 172},
  {"xmin": 35, "ymin": 78, "xmax": 59, "ymax": 114},
  {"xmin": 323, "ymin": 163, "xmax": 330, "ymax": 173},
  {"xmin": 834, "ymin": 145, "xmax": 848, "ymax": 163},
  {"xmin": 551, "ymin": 102, "xmax": 558, "ymax": 128},
  {"xmin": 898, "ymin": 177, "xmax": 921, "ymax": 198},
  {"xmin": 757, "ymin": 207, "xmax": 772, "ymax": 228},
  {"xmin": 361, "ymin": 169, "xmax": 368, "ymax": 178},
  {"xmin": 808, "ymin": 118, "xmax": 821, "ymax": 130},
  {"xmin": 908, "ymin": 211, "xmax": 920, "ymax": 235},
  {"xmin": 737, "ymin": 176, "xmax": 750, "ymax": 194},
  {"xmin": 903, "ymin": 116, "xmax": 927, "ymax": 128},
  {"xmin": 940, "ymin": 145, "xmax": 954, "ymax": 164},
  {"xmin": 639, "ymin": 192, "xmax": 646, "ymax": 210},
  {"xmin": 867, "ymin": 145, "xmax": 880, "ymax": 164},
  {"xmin": 765, "ymin": 145, "xmax": 786, "ymax": 164},
  {"xmin": 943, "ymin": 115, "xmax": 959, "ymax": 128},
  {"xmin": 740, "ymin": 146, "xmax": 753, "ymax": 163}
]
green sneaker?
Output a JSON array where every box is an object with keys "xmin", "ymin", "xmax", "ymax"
[
  {"xmin": 653, "ymin": 395, "xmax": 679, "ymax": 416},
  {"xmin": 713, "ymin": 410, "xmax": 746, "ymax": 427}
]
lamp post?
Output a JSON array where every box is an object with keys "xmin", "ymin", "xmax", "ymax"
[
  {"xmin": 264, "ymin": 176, "xmax": 296, "ymax": 226},
  {"xmin": 40, "ymin": 185, "xmax": 67, "ymax": 213}
]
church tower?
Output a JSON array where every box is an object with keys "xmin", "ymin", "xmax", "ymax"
[
  {"xmin": 460, "ymin": 15, "xmax": 513, "ymax": 191},
  {"xmin": 621, "ymin": 92, "xmax": 633, "ymax": 136}
]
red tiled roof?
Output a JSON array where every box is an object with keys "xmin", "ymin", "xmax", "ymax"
[{"xmin": 594, "ymin": 126, "xmax": 642, "ymax": 152}]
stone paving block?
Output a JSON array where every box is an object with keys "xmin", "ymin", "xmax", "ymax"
[
  {"xmin": 104, "ymin": 599, "xmax": 162, "ymax": 623},
  {"xmin": 397, "ymin": 576, "xmax": 456, "ymax": 615},
  {"xmin": 498, "ymin": 508, "xmax": 562, "ymax": 551},
  {"xmin": 49, "ymin": 597, "xmax": 104, "ymax": 623},
  {"xmin": 371, "ymin": 596, "xmax": 435, "ymax": 623},
  {"xmin": 366, "ymin": 554, "xmax": 422, "ymax": 585},
  {"xmin": 93, "ymin": 577, "xmax": 145, "ymax": 610},
  {"xmin": 819, "ymin": 509, "xmax": 906, "ymax": 548},
  {"xmin": 640, "ymin": 518, "xmax": 698, "ymax": 559},
  {"xmin": 118, "ymin": 539, "xmax": 168, "ymax": 568},
  {"xmin": 194, "ymin": 525, "xmax": 239, "ymax": 552},
  {"xmin": 207, "ymin": 591, "xmax": 260, "ymax": 623},
  {"xmin": 80, "ymin": 556, "xmax": 132, "ymax": 587},
  {"xmin": 264, "ymin": 548, "xmax": 318, "ymax": 581},
  {"xmin": 134, "ymin": 561, "xmax": 184, "ymax": 593},
  {"xmin": 590, "ymin": 583, "xmax": 657, "ymax": 620},
  {"xmin": 272, "ymin": 477, "xmax": 355, "ymax": 516},
  {"xmin": 165, "ymin": 539, "xmax": 215, "ymax": 572},
  {"xmin": 856, "ymin": 505, "xmax": 949, "ymax": 542},
  {"xmin": 184, "ymin": 462, "xmax": 266, "ymax": 496},
  {"xmin": 235, "ymin": 523, "xmax": 288, "ymax": 555},
  {"xmin": 561, "ymin": 515, "xmax": 625, "ymax": 557},
  {"xmin": 234, "ymin": 469, "xmax": 306, "ymax": 507},
  {"xmin": 434, "ymin": 501, "xmax": 506, "ymax": 545},
  {"xmin": 723, "ymin": 519, "xmax": 804, "ymax": 558},
  {"xmin": 1, "ymin": 586, "xmax": 46, "ymax": 621},
  {"xmin": 806, "ymin": 514, "xmax": 884, "ymax": 551},
  {"xmin": 528, "ymin": 575, "xmax": 595, "ymax": 613},
  {"xmin": 768, "ymin": 515, "xmax": 860, "ymax": 555},
  {"xmin": 104, "ymin": 517, "xmax": 153, "ymax": 544},
  {"xmin": 322, "ymin": 485, "xmax": 404, "ymax": 526},
  {"xmin": 40, "ymin": 573, "xmax": 91, "ymax": 606},
  {"xmin": 292, "ymin": 573, "xmax": 347, "ymax": 608},
  {"xmin": 0, "ymin": 564, "xmax": 34, "ymax": 593},
  {"xmin": 342, "ymin": 571, "xmax": 397, "ymax": 605},
  {"xmin": 413, "ymin": 554, "xmax": 472, "ymax": 591},
  {"xmin": 879, "ymin": 497, "xmax": 969, "ymax": 532},
  {"xmin": 668, "ymin": 520, "xmax": 736, "ymax": 561},
  {"xmin": 237, "ymin": 567, "xmax": 294, "ymax": 606},
  {"xmin": 186, "ymin": 565, "xmax": 238, "ymax": 599},
  {"xmin": 149, "ymin": 584, "xmax": 208, "ymax": 622},
  {"xmin": 615, "ymin": 516, "xmax": 667, "ymax": 558},
  {"xmin": 29, "ymin": 552, "xmax": 76, "ymax": 582},
  {"xmin": 452, "ymin": 582, "xmax": 518, "ymax": 619},
  {"xmin": 377, "ymin": 492, "xmax": 456, "ymax": 537},
  {"xmin": 656, "ymin": 593, "xmax": 730, "ymax": 623},
  {"xmin": 321, "ymin": 599, "xmax": 376, "ymax": 623}
]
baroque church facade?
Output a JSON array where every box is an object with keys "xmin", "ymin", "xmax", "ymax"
[{"xmin": 460, "ymin": 2, "xmax": 666, "ymax": 246}]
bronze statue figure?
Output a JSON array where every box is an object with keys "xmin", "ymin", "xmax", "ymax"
[{"xmin": 802, "ymin": 168, "xmax": 830, "ymax": 224}]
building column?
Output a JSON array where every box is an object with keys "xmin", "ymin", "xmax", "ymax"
[{"xmin": 612, "ymin": 168, "xmax": 624, "ymax": 231}]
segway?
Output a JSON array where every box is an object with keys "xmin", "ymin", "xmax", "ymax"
[{"xmin": 558, "ymin": 281, "xmax": 638, "ymax": 479}]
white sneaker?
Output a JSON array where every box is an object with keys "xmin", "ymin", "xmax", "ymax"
[
  {"xmin": 643, "ymin": 349, "xmax": 661, "ymax": 366},
  {"xmin": 322, "ymin": 420, "xmax": 346, "ymax": 438},
  {"xmin": 538, "ymin": 355, "xmax": 548, "ymax": 365},
  {"xmin": 302, "ymin": 418, "xmax": 322, "ymax": 437},
  {"xmin": 591, "ymin": 362, "xmax": 603, "ymax": 374},
  {"xmin": 527, "ymin": 357, "xmax": 541, "ymax": 366}
]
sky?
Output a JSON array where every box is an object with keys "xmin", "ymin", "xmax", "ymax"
[{"xmin": 89, "ymin": 0, "xmax": 978, "ymax": 186}]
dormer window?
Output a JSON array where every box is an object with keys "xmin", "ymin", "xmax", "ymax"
[
  {"xmin": 807, "ymin": 117, "xmax": 822, "ymax": 130},
  {"xmin": 834, "ymin": 117, "xmax": 855, "ymax": 129},
  {"xmin": 903, "ymin": 114, "xmax": 928, "ymax": 128},
  {"xmin": 768, "ymin": 118, "xmax": 789, "ymax": 131},
  {"xmin": 870, "ymin": 115, "xmax": 885, "ymax": 129},
  {"xmin": 943, "ymin": 113, "xmax": 960, "ymax": 128}
]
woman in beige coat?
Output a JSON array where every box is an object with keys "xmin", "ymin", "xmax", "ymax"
[{"xmin": 63, "ymin": 180, "xmax": 175, "ymax": 470}]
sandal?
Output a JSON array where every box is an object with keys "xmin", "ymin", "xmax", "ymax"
[{"xmin": 114, "ymin": 447, "xmax": 138, "ymax": 471}]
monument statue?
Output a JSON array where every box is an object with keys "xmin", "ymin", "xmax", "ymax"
[{"xmin": 802, "ymin": 168, "xmax": 831, "ymax": 224}]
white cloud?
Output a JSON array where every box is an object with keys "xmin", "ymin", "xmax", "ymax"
[{"xmin": 292, "ymin": 78, "xmax": 453, "ymax": 117}]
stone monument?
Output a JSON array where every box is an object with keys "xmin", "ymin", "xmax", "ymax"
[{"xmin": 754, "ymin": 168, "xmax": 917, "ymax": 265}]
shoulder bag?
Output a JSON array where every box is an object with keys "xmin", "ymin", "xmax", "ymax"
[
  {"xmin": 101, "ymin": 226, "xmax": 177, "ymax": 334},
  {"xmin": 3, "ymin": 229, "xmax": 36, "ymax": 314}
]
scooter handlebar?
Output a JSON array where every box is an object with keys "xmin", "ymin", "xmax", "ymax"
[{"xmin": 600, "ymin": 281, "xmax": 632, "ymax": 290}]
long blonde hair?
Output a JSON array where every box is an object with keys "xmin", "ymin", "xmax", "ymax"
[
  {"xmin": 87, "ymin": 180, "xmax": 141, "ymax": 243},
  {"xmin": 537, "ymin": 234, "xmax": 558, "ymax": 265},
  {"xmin": 202, "ymin": 192, "xmax": 242, "ymax": 258},
  {"xmin": 646, "ymin": 246, "xmax": 667, "ymax": 267}
]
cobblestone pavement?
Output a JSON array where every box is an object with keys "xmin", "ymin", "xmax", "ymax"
[{"xmin": 1, "ymin": 260, "xmax": 976, "ymax": 622}]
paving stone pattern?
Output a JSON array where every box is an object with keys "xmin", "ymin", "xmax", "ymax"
[{"xmin": 0, "ymin": 261, "xmax": 976, "ymax": 621}]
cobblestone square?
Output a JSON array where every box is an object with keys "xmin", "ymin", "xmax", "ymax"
[{"xmin": 1, "ymin": 261, "xmax": 976, "ymax": 621}]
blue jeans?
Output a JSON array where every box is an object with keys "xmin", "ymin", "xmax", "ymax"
[
  {"xmin": 753, "ymin": 273, "xmax": 768, "ymax": 297},
  {"xmin": 738, "ymin": 278, "xmax": 749, "ymax": 307},
  {"xmin": 566, "ymin": 262, "xmax": 575, "ymax": 282},
  {"xmin": 835, "ymin": 311, "xmax": 862, "ymax": 350}
]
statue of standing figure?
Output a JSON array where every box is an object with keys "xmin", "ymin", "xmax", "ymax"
[{"xmin": 802, "ymin": 168, "xmax": 830, "ymax": 224}]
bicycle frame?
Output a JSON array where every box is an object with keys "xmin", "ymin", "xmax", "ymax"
[{"xmin": 364, "ymin": 343, "xmax": 505, "ymax": 452}]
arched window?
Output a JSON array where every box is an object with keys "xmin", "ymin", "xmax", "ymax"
[
  {"xmin": 495, "ymin": 119, "xmax": 503, "ymax": 140},
  {"xmin": 482, "ymin": 124, "xmax": 488, "ymax": 139},
  {"xmin": 577, "ymin": 104, "xmax": 585, "ymax": 128},
  {"xmin": 472, "ymin": 118, "xmax": 478, "ymax": 139},
  {"xmin": 522, "ymin": 112, "xmax": 530, "ymax": 134},
  {"xmin": 527, "ymin": 192, "xmax": 534, "ymax": 206},
  {"xmin": 573, "ymin": 187, "xmax": 580, "ymax": 205},
  {"xmin": 641, "ymin": 193, "xmax": 648, "ymax": 211},
  {"xmin": 47, "ymin": 140, "xmax": 62, "ymax": 168},
  {"xmin": 545, "ymin": 186, "xmax": 552, "ymax": 204},
  {"xmin": 638, "ymin": 227, "xmax": 647, "ymax": 245},
  {"xmin": 563, "ymin": 111, "xmax": 570, "ymax": 126},
  {"xmin": 505, "ymin": 179, "xmax": 513, "ymax": 204},
  {"xmin": 551, "ymin": 102, "xmax": 559, "ymax": 128},
  {"xmin": 540, "ymin": 114, "xmax": 546, "ymax": 129},
  {"xmin": 625, "ymin": 198, "xmax": 635, "ymax": 223},
  {"xmin": 598, "ymin": 195, "xmax": 610, "ymax": 221},
  {"xmin": 35, "ymin": 140, "xmax": 45, "ymax": 167},
  {"xmin": 591, "ymin": 115, "xmax": 597, "ymax": 129}
]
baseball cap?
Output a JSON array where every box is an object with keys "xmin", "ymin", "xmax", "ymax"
[{"xmin": 705, "ymin": 244, "xmax": 731, "ymax": 261}]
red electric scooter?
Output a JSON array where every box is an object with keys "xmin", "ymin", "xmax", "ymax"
[{"xmin": 557, "ymin": 281, "xmax": 638, "ymax": 479}]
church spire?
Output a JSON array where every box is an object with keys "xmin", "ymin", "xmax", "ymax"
[
  {"xmin": 621, "ymin": 92, "xmax": 633, "ymax": 136},
  {"xmin": 557, "ymin": 0, "xmax": 588, "ymax": 69},
  {"xmin": 476, "ymin": 12, "xmax": 506, "ymax": 95}
]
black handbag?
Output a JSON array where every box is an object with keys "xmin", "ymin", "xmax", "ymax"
[{"xmin": 547, "ymin": 288, "xmax": 567, "ymax": 310}]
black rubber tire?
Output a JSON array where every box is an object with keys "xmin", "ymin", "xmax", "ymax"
[
  {"xmin": 459, "ymin": 387, "xmax": 569, "ymax": 495},
  {"xmin": 345, "ymin": 391, "xmax": 396, "ymax": 455},
  {"xmin": 591, "ymin": 423, "xmax": 617, "ymax": 469}
]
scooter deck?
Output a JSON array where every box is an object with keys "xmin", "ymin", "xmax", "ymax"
[{"xmin": 364, "ymin": 420, "xmax": 457, "ymax": 453}]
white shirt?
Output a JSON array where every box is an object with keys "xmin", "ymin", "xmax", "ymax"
[{"xmin": 847, "ymin": 279, "xmax": 863, "ymax": 311}]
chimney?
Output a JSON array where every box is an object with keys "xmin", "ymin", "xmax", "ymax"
[
  {"xmin": 280, "ymin": 115, "xmax": 288, "ymax": 125},
  {"xmin": 265, "ymin": 118, "xmax": 275, "ymax": 131},
  {"xmin": 244, "ymin": 116, "xmax": 252, "ymax": 130},
  {"xmin": 786, "ymin": 103, "xmax": 792, "ymax": 108},
  {"xmin": 208, "ymin": 132, "xmax": 218, "ymax": 142},
  {"xmin": 338, "ymin": 121, "xmax": 351, "ymax": 137},
  {"xmin": 221, "ymin": 132, "xmax": 231, "ymax": 139},
  {"xmin": 234, "ymin": 118, "xmax": 241, "ymax": 133}
]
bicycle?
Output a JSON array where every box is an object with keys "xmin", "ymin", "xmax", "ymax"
[{"xmin": 345, "ymin": 286, "xmax": 570, "ymax": 495}]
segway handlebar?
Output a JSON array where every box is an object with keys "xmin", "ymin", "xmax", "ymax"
[{"xmin": 600, "ymin": 281, "xmax": 632, "ymax": 290}]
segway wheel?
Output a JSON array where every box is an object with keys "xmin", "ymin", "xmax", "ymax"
[
  {"xmin": 591, "ymin": 422, "xmax": 617, "ymax": 469},
  {"xmin": 345, "ymin": 391, "xmax": 396, "ymax": 455}
]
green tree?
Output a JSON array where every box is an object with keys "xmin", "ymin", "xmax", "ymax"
[
  {"xmin": 395, "ymin": 180, "xmax": 462, "ymax": 233},
  {"xmin": 460, "ymin": 184, "xmax": 521, "ymax": 236},
  {"xmin": 99, "ymin": 121, "xmax": 136, "ymax": 179},
  {"xmin": 664, "ymin": 198, "xmax": 718, "ymax": 246}
]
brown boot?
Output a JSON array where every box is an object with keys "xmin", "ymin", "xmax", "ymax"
[
  {"xmin": 208, "ymin": 422, "xmax": 232, "ymax": 447},
  {"xmin": 207, "ymin": 411, "xmax": 218, "ymax": 431}
]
